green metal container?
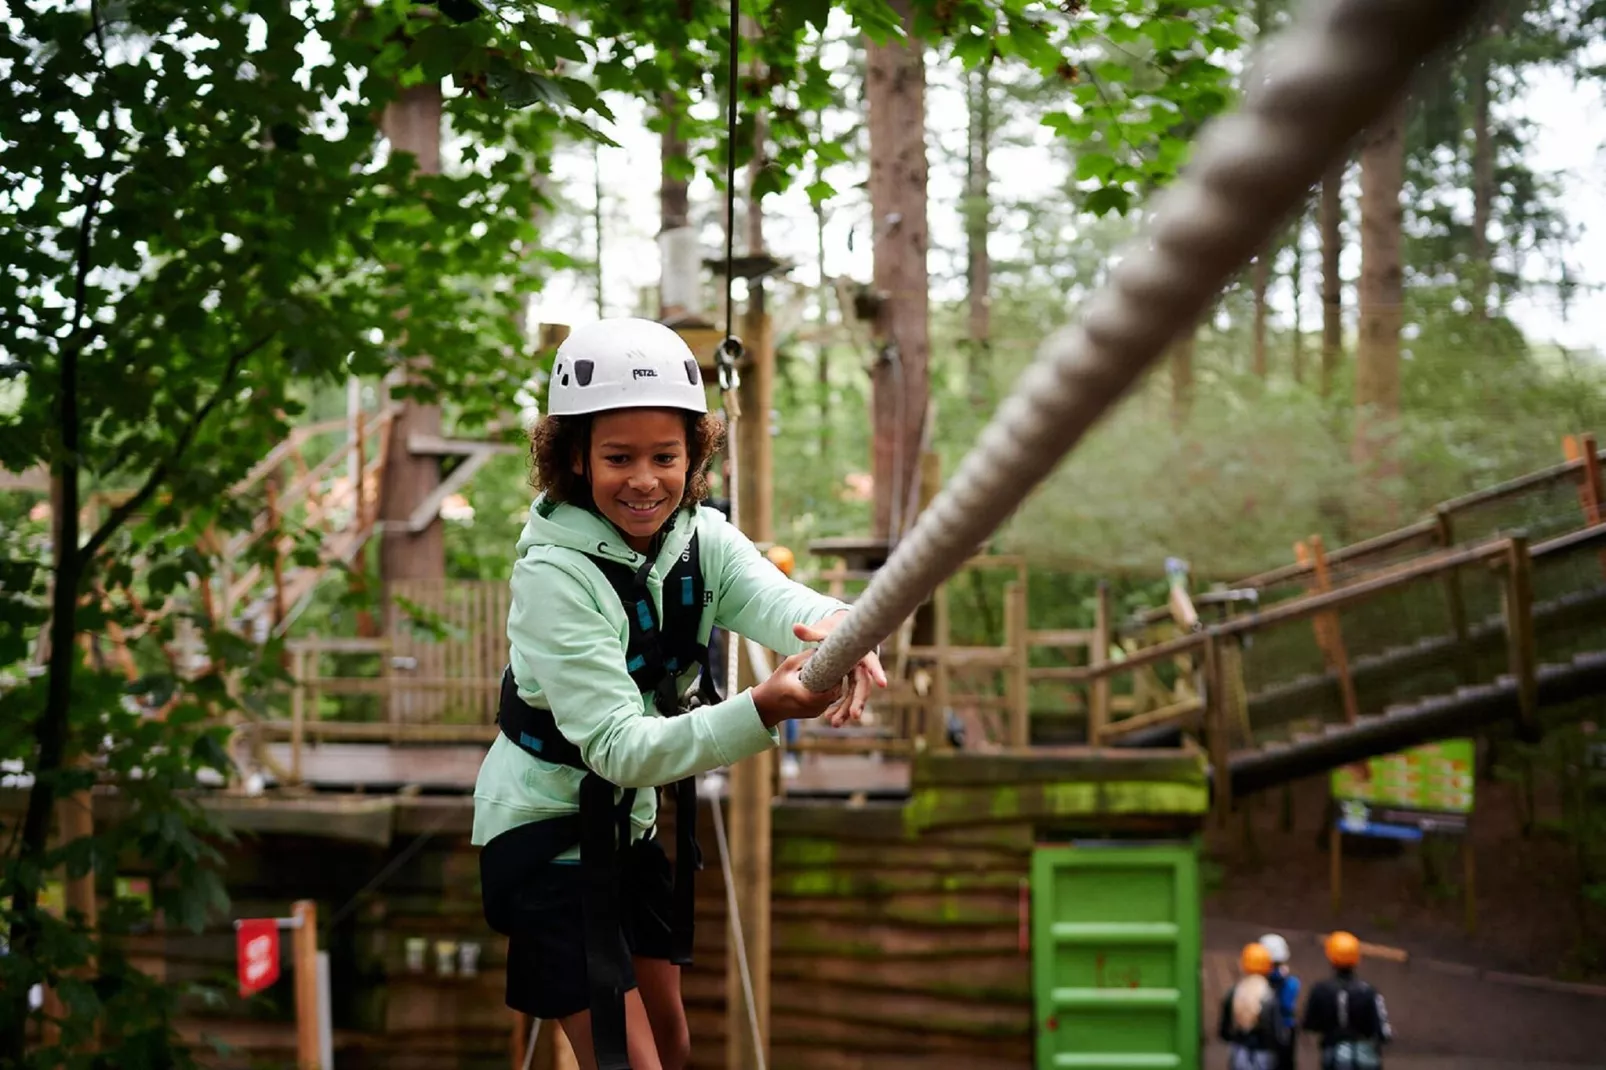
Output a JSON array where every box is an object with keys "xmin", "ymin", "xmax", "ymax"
[{"xmin": 1031, "ymin": 842, "xmax": 1201, "ymax": 1070}]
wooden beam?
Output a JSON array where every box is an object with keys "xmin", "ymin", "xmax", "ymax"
[
  {"xmin": 405, "ymin": 433, "xmax": 521, "ymax": 457},
  {"xmin": 1090, "ymin": 582, "xmax": 1111, "ymax": 744},
  {"xmin": 728, "ymin": 297, "xmax": 773, "ymax": 1070},
  {"xmin": 396, "ymin": 446, "xmax": 500, "ymax": 534},
  {"xmin": 1006, "ymin": 581, "xmax": 1030, "ymax": 747}
]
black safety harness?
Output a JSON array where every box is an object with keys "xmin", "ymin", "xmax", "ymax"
[{"xmin": 487, "ymin": 530, "xmax": 717, "ymax": 1070}]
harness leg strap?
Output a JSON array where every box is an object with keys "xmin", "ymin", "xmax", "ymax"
[
  {"xmin": 579, "ymin": 774, "xmax": 634, "ymax": 1070},
  {"xmin": 670, "ymin": 776, "xmax": 700, "ymax": 965}
]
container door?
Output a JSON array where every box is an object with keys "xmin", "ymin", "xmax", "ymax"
[{"xmin": 1031, "ymin": 842, "xmax": 1200, "ymax": 1070}]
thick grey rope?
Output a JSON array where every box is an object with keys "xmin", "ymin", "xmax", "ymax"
[{"xmin": 800, "ymin": 0, "xmax": 1485, "ymax": 692}]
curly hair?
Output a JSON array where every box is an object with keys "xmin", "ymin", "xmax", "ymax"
[{"xmin": 529, "ymin": 410, "xmax": 727, "ymax": 512}]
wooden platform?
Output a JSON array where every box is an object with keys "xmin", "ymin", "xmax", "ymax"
[{"xmin": 266, "ymin": 741, "xmax": 916, "ymax": 798}]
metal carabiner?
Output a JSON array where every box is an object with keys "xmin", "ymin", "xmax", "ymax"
[{"xmin": 715, "ymin": 335, "xmax": 744, "ymax": 393}]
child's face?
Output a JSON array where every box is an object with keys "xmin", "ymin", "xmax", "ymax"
[{"xmin": 576, "ymin": 408, "xmax": 689, "ymax": 552}]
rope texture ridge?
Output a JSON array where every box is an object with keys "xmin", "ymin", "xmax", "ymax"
[{"xmin": 799, "ymin": 0, "xmax": 1485, "ymax": 692}]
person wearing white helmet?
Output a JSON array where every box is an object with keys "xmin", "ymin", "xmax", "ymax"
[
  {"xmin": 474, "ymin": 318, "xmax": 886, "ymax": 1070},
  {"xmin": 1259, "ymin": 932, "xmax": 1301, "ymax": 1069}
]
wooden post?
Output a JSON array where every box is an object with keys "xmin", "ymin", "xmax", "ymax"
[
  {"xmin": 1205, "ymin": 634, "xmax": 1232, "ymax": 828},
  {"xmin": 1330, "ymin": 825, "xmax": 1343, "ymax": 917},
  {"xmin": 1302, "ymin": 536, "xmax": 1361, "ymax": 723},
  {"xmin": 289, "ymin": 645, "xmax": 306, "ymax": 785},
  {"xmin": 726, "ymin": 643, "xmax": 773, "ymax": 1070},
  {"xmin": 927, "ymin": 581, "xmax": 952, "ymax": 751},
  {"xmin": 1005, "ymin": 581, "xmax": 1030, "ymax": 747},
  {"xmin": 1435, "ymin": 507, "xmax": 1474, "ymax": 680},
  {"xmin": 292, "ymin": 900, "xmax": 320, "ymax": 1070},
  {"xmin": 736, "ymin": 311, "xmax": 775, "ymax": 544},
  {"xmin": 1090, "ymin": 581, "xmax": 1111, "ymax": 744},
  {"xmin": 268, "ymin": 473, "xmax": 286, "ymax": 631},
  {"xmin": 1502, "ymin": 535, "xmax": 1539, "ymax": 743},
  {"xmin": 727, "ymin": 269, "xmax": 775, "ymax": 1068},
  {"xmin": 1463, "ymin": 812, "xmax": 1477, "ymax": 935},
  {"xmin": 1563, "ymin": 433, "xmax": 1605, "ymax": 577}
]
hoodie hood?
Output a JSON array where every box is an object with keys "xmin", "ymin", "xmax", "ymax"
[{"xmin": 516, "ymin": 496, "xmax": 697, "ymax": 571}]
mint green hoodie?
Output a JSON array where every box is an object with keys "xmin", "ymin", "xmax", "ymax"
[{"xmin": 471, "ymin": 499, "xmax": 846, "ymax": 850}]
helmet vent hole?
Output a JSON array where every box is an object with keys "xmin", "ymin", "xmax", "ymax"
[
  {"xmin": 685, "ymin": 359, "xmax": 700, "ymax": 385},
  {"xmin": 575, "ymin": 360, "xmax": 594, "ymax": 387}
]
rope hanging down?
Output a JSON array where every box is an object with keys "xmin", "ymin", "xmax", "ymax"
[{"xmin": 797, "ymin": 0, "xmax": 1486, "ymax": 693}]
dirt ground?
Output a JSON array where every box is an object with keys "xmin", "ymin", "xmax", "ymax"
[
  {"xmin": 1202, "ymin": 916, "xmax": 1606, "ymax": 1068},
  {"xmin": 1203, "ymin": 772, "xmax": 1605, "ymax": 982}
]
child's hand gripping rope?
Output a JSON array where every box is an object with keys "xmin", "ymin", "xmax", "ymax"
[{"xmin": 752, "ymin": 610, "xmax": 887, "ymax": 730}]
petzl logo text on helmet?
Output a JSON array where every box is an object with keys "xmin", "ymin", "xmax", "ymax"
[{"xmin": 632, "ymin": 368, "xmax": 658, "ymax": 379}]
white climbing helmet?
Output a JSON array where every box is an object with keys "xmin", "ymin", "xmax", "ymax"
[
  {"xmin": 545, "ymin": 318, "xmax": 708, "ymax": 417},
  {"xmin": 1259, "ymin": 933, "xmax": 1290, "ymax": 965}
]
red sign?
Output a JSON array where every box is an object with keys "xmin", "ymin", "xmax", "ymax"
[{"xmin": 236, "ymin": 918, "xmax": 280, "ymax": 997}]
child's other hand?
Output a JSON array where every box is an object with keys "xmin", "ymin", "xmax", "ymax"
[
  {"xmin": 752, "ymin": 651, "xmax": 843, "ymax": 729},
  {"xmin": 793, "ymin": 610, "xmax": 889, "ymax": 729}
]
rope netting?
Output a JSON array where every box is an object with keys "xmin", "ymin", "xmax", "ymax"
[{"xmin": 799, "ymin": 0, "xmax": 1487, "ymax": 693}]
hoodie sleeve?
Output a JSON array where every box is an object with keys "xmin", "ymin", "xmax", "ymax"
[
  {"xmin": 509, "ymin": 554, "xmax": 776, "ymax": 789},
  {"xmin": 707, "ymin": 517, "xmax": 849, "ymax": 654}
]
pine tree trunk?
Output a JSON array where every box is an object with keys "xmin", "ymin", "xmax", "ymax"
[
  {"xmin": 1171, "ymin": 331, "xmax": 1196, "ymax": 427},
  {"xmin": 865, "ymin": 0, "xmax": 930, "ymax": 540},
  {"xmin": 1320, "ymin": 161, "xmax": 1344, "ymax": 398},
  {"xmin": 1470, "ymin": 45, "xmax": 1494, "ymax": 319},
  {"xmin": 965, "ymin": 60, "xmax": 993, "ymax": 395},
  {"xmin": 1251, "ymin": 251, "xmax": 1271, "ymax": 379},
  {"xmin": 1354, "ymin": 98, "xmax": 1406, "ymax": 512},
  {"xmin": 659, "ymin": 91, "xmax": 693, "ymax": 320},
  {"xmin": 1292, "ymin": 216, "xmax": 1306, "ymax": 386},
  {"xmin": 816, "ymin": 199, "xmax": 830, "ymax": 461}
]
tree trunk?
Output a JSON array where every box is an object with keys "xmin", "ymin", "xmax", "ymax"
[
  {"xmin": 658, "ymin": 91, "xmax": 697, "ymax": 321},
  {"xmin": 1354, "ymin": 97, "xmax": 1406, "ymax": 510},
  {"xmin": 1320, "ymin": 161, "xmax": 1344, "ymax": 398},
  {"xmin": 865, "ymin": 0, "xmax": 930, "ymax": 540},
  {"xmin": 593, "ymin": 142, "xmax": 605, "ymax": 318},
  {"xmin": 816, "ymin": 198, "xmax": 830, "ymax": 462},
  {"xmin": 1470, "ymin": 45, "xmax": 1493, "ymax": 319},
  {"xmin": 965, "ymin": 59, "xmax": 993, "ymax": 397},
  {"xmin": 1291, "ymin": 217, "xmax": 1306, "ymax": 385},
  {"xmin": 378, "ymin": 84, "xmax": 445, "ymax": 587},
  {"xmin": 5, "ymin": 370, "xmax": 83, "ymax": 1065},
  {"xmin": 1251, "ymin": 251, "xmax": 1271, "ymax": 379},
  {"xmin": 1171, "ymin": 330, "xmax": 1195, "ymax": 428}
]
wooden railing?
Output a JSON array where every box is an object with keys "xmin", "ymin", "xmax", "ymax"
[
  {"xmin": 1067, "ymin": 524, "xmax": 1606, "ymax": 818},
  {"xmin": 212, "ymin": 408, "xmax": 396, "ymax": 638},
  {"xmin": 1233, "ymin": 436, "xmax": 1603, "ymax": 593}
]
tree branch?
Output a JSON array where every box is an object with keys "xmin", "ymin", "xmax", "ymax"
[{"xmin": 79, "ymin": 332, "xmax": 275, "ymax": 565}]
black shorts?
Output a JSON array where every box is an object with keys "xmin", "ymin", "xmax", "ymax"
[{"xmin": 481, "ymin": 821, "xmax": 680, "ymax": 1020}]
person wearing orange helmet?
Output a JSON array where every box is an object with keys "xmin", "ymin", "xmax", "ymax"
[
  {"xmin": 764, "ymin": 544, "xmax": 795, "ymax": 577},
  {"xmin": 1301, "ymin": 931, "xmax": 1392, "ymax": 1069},
  {"xmin": 1218, "ymin": 942, "xmax": 1290, "ymax": 1069}
]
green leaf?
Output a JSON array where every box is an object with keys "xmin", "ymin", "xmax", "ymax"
[
  {"xmin": 1075, "ymin": 152, "xmax": 1117, "ymax": 182},
  {"xmin": 1084, "ymin": 186, "xmax": 1132, "ymax": 217},
  {"xmin": 804, "ymin": 178, "xmax": 836, "ymax": 206},
  {"xmin": 1041, "ymin": 111, "xmax": 1079, "ymax": 138},
  {"xmin": 403, "ymin": 25, "xmax": 476, "ymax": 82}
]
